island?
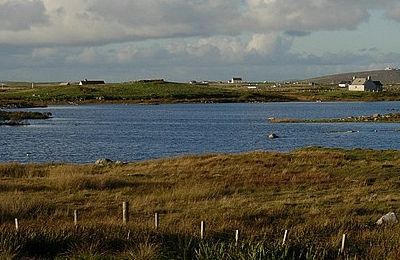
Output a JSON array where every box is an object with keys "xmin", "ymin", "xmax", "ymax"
[{"xmin": 0, "ymin": 110, "xmax": 52, "ymax": 125}]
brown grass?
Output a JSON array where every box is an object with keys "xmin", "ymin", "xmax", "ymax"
[{"xmin": 0, "ymin": 147, "xmax": 399, "ymax": 258}]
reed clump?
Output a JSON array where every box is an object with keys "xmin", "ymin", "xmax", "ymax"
[{"xmin": 0, "ymin": 147, "xmax": 399, "ymax": 258}]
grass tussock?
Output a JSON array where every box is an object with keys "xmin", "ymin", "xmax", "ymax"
[
  {"xmin": 0, "ymin": 163, "xmax": 48, "ymax": 178},
  {"xmin": 0, "ymin": 148, "xmax": 399, "ymax": 258}
]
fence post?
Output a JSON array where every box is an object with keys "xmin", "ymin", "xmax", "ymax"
[
  {"xmin": 15, "ymin": 218, "xmax": 19, "ymax": 231},
  {"xmin": 74, "ymin": 210, "xmax": 78, "ymax": 227},
  {"xmin": 282, "ymin": 229, "xmax": 288, "ymax": 246},
  {"xmin": 155, "ymin": 213, "xmax": 159, "ymax": 229},
  {"xmin": 123, "ymin": 202, "xmax": 129, "ymax": 224},
  {"xmin": 235, "ymin": 230, "xmax": 239, "ymax": 246},
  {"xmin": 200, "ymin": 221, "xmax": 205, "ymax": 239},
  {"xmin": 340, "ymin": 234, "xmax": 346, "ymax": 254}
]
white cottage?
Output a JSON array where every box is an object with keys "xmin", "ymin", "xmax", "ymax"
[
  {"xmin": 229, "ymin": 77, "xmax": 243, "ymax": 84},
  {"xmin": 349, "ymin": 76, "xmax": 383, "ymax": 92}
]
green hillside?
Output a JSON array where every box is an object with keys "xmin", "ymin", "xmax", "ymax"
[{"xmin": 307, "ymin": 69, "xmax": 400, "ymax": 84}]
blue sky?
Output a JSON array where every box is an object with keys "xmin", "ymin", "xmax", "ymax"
[{"xmin": 1, "ymin": 0, "xmax": 400, "ymax": 82}]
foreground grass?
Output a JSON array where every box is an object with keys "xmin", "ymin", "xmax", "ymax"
[{"xmin": 0, "ymin": 148, "xmax": 400, "ymax": 258}]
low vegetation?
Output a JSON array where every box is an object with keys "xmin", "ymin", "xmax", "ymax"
[{"xmin": 0, "ymin": 148, "xmax": 399, "ymax": 258}]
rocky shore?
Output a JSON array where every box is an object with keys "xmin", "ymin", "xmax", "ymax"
[{"xmin": 269, "ymin": 113, "xmax": 400, "ymax": 123}]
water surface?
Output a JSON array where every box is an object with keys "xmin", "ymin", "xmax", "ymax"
[{"xmin": 1, "ymin": 102, "xmax": 400, "ymax": 163}]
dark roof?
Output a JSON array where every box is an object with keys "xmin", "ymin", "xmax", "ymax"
[
  {"xmin": 339, "ymin": 81, "xmax": 351, "ymax": 84},
  {"xmin": 373, "ymin": 81, "xmax": 383, "ymax": 86},
  {"xmin": 80, "ymin": 80, "xmax": 105, "ymax": 85}
]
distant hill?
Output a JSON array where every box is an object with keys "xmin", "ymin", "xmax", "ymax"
[{"xmin": 306, "ymin": 69, "xmax": 400, "ymax": 85}]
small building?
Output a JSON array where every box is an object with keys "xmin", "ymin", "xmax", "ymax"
[
  {"xmin": 229, "ymin": 77, "xmax": 243, "ymax": 84},
  {"xmin": 338, "ymin": 81, "xmax": 351, "ymax": 88},
  {"xmin": 349, "ymin": 76, "xmax": 383, "ymax": 92},
  {"xmin": 59, "ymin": 82, "xmax": 70, "ymax": 86},
  {"xmin": 79, "ymin": 79, "xmax": 105, "ymax": 86}
]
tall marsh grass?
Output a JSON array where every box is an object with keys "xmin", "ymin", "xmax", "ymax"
[{"xmin": 0, "ymin": 148, "xmax": 399, "ymax": 258}]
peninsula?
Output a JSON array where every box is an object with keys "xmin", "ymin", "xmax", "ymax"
[{"xmin": 269, "ymin": 112, "xmax": 400, "ymax": 123}]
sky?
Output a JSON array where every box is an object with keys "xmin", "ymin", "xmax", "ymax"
[{"xmin": 1, "ymin": 0, "xmax": 400, "ymax": 83}]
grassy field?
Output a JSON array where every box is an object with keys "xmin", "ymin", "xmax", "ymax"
[
  {"xmin": 0, "ymin": 82, "xmax": 295, "ymax": 107},
  {"xmin": 2, "ymin": 81, "xmax": 400, "ymax": 107},
  {"xmin": 0, "ymin": 148, "xmax": 400, "ymax": 258}
]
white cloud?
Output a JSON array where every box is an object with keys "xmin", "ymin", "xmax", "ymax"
[{"xmin": 246, "ymin": 33, "xmax": 291, "ymax": 55}]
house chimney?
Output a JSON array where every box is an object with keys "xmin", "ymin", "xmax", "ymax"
[
  {"xmin": 352, "ymin": 76, "xmax": 356, "ymax": 80},
  {"xmin": 367, "ymin": 76, "xmax": 371, "ymax": 80}
]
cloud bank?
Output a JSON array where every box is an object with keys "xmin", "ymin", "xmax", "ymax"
[
  {"xmin": 1, "ymin": 0, "xmax": 399, "ymax": 45},
  {"xmin": 1, "ymin": 0, "xmax": 400, "ymax": 81}
]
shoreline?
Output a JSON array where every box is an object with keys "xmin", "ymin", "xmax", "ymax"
[
  {"xmin": 3, "ymin": 98, "xmax": 400, "ymax": 109},
  {"xmin": 2, "ymin": 146, "xmax": 400, "ymax": 164},
  {"xmin": 269, "ymin": 112, "xmax": 400, "ymax": 123}
]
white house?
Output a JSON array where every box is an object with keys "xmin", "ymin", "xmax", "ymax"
[
  {"xmin": 349, "ymin": 76, "xmax": 383, "ymax": 92},
  {"xmin": 229, "ymin": 77, "xmax": 243, "ymax": 84}
]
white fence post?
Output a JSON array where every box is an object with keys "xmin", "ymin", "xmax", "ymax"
[
  {"xmin": 74, "ymin": 210, "xmax": 78, "ymax": 227},
  {"xmin": 235, "ymin": 230, "xmax": 239, "ymax": 246},
  {"xmin": 200, "ymin": 221, "xmax": 205, "ymax": 239},
  {"xmin": 123, "ymin": 202, "xmax": 129, "ymax": 224},
  {"xmin": 340, "ymin": 234, "xmax": 346, "ymax": 254},
  {"xmin": 282, "ymin": 229, "xmax": 288, "ymax": 246},
  {"xmin": 155, "ymin": 213, "xmax": 159, "ymax": 229},
  {"xmin": 15, "ymin": 218, "xmax": 19, "ymax": 231}
]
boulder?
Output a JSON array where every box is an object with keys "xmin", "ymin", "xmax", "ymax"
[
  {"xmin": 95, "ymin": 158, "xmax": 113, "ymax": 166},
  {"xmin": 376, "ymin": 212, "xmax": 398, "ymax": 225},
  {"xmin": 115, "ymin": 160, "xmax": 125, "ymax": 165}
]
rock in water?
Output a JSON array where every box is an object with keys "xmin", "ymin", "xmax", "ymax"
[
  {"xmin": 376, "ymin": 212, "xmax": 398, "ymax": 225},
  {"xmin": 268, "ymin": 133, "xmax": 279, "ymax": 139}
]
